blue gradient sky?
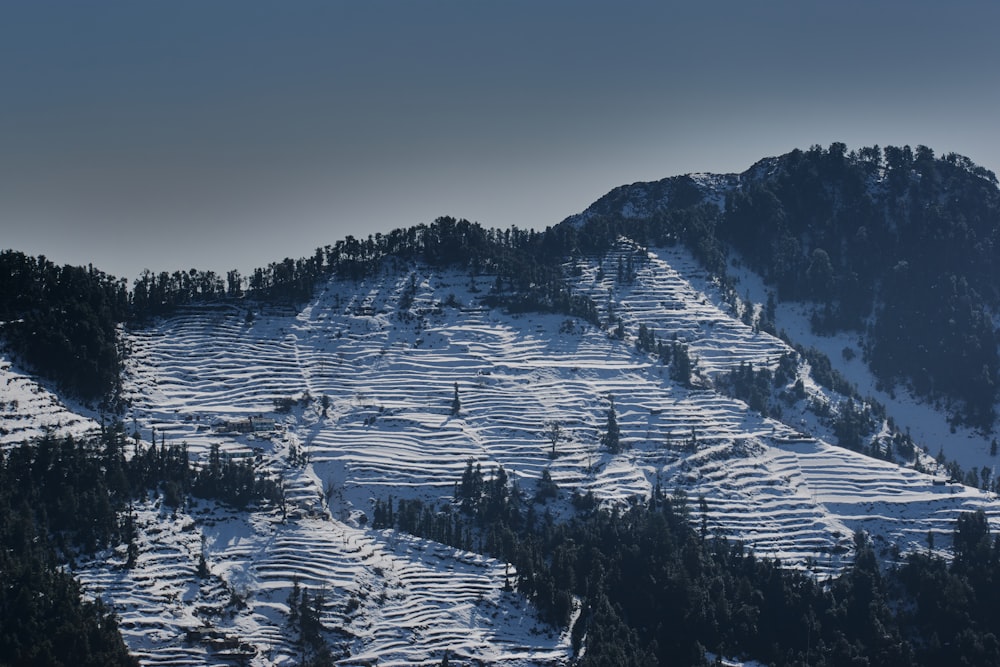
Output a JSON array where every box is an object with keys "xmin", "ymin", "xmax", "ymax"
[{"xmin": 2, "ymin": 1, "xmax": 998, "ymax": 281}]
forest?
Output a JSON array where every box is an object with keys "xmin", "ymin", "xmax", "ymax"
[
  {"xmin": 719, "ymin": 144, "xmax": 1000, "ymax": 429},
  {"xmin": 0, "ymin": 252, "xmax": 128, "ymax": 407},
  {"xmin": 573, "ymin": 145, "xmax": 1000, "ymax": 429},
  {"xmin": 375, "ymin": 462, "xmax": 1000, "ymax": 666}
]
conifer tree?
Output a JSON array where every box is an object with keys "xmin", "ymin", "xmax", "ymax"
[
  {"xmin": 602, "ymin": 396, "xmax": 621, "ymax": 454},
  {"xmin": 670, "ymin": 342, "xmax": 693, "ymax": 386}
]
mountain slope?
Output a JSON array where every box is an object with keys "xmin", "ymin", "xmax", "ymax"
[
  {"xmin": 4, "ymin": 143, "xmax": 1000, "ymax": 665},
  {"xmin": 565, "ymin": 144, "xmax": 1000, "ymax": 433},
  {"xmin": 7, "ymin": 240, "xmax": 981, "ymax": 665}
]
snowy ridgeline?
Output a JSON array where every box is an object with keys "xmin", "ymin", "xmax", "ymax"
[{"xmin": 4, "ymin": 243, "xmax": 999, "ymax": 666}]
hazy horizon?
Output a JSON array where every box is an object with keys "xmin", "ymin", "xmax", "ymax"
[{"xmin": 2, "ymin": 1, "xmax": 998, "ymax": 283}]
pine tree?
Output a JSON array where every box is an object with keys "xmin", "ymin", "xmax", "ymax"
[
  {"xmin": 670, "ymin": 342, "xmax": 693, "ymax": 386},
  {"xmin": 602, "ymin": 397, "xmax": 621, "ymax": 454},
  {"xmin": 287, "ymin": 577, "xmax": 302, "ymax": 631},
  {"xmin": 451, "ymin": 382, "xmax": 461, "ymax": 416}
]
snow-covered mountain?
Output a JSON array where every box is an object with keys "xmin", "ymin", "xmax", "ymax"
[{"xmin": 3, "ymin": 235, "xmax": 997, "ymax": 665}]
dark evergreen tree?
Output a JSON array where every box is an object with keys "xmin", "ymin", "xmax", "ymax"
[
  {"xmin": 670, "ymin": 342, "xmax": 693, "ymax": 387},
  {"xmin": 602, "ymin": 396, "xmax": 621, "ymax": 454}
]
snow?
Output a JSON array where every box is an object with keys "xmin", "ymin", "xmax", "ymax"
[
  {"xmin": 5, "ymin": 242, "xmax": 1000, "ymax": 665},
  {"xmin": 0, "ymin": 355, "xmax": 99, "ymax": 445}
]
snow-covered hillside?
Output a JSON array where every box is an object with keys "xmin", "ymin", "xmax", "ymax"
[
  {"xmin": 0, "ymin": 357, "xmax": 98, "ymax": 445},
  {"xmin": 4, "ymin": 243, "xmax": 999, "ymax": 665}
]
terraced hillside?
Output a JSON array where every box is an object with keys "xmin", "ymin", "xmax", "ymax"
[
  {"xmin": 0, "ymin": 359, "xmax": 98, "ymax": 445},
  {"xmin": 5, "ymin": 241, "xmax": 1000, "ymax": 665}
]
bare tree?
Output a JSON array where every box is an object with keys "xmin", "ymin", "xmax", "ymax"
[{"xmin": 546, "ymin": 421, "xmax": 562, "ymax": 457}]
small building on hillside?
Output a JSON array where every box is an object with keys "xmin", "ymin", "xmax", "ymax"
[
  {"xmin": 217, "ymin": 416, "xmax": 277, "ymax": 434},
  {"xmin": 250, "ymin": 416, "xmax": 276, "ymax": 432}
]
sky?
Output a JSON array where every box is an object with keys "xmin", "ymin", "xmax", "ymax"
[{"xmin": 1, "ymin": 1, "xmax": 998, "ymax": 283}]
